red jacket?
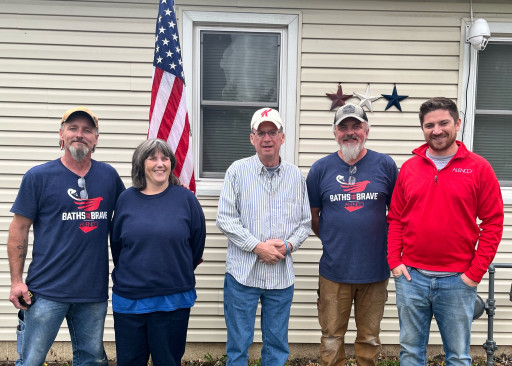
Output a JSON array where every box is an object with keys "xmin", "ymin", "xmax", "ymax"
[{"xmin": 387, "ymin": 141, "xmax": 504, "ymax": 283}]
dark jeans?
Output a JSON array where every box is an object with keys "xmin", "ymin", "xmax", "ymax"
[{"xmin": 113, "ymin": 308, "xmax": 191, "ymax": 366}]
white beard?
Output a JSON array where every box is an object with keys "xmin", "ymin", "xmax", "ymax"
[
  {"xmin": 340, "ymin": 138, "xmax": 365, "ymax": 162},
  {"xmin": 69, "ymin": 145, "xmax": 90, "ymax": 161}
]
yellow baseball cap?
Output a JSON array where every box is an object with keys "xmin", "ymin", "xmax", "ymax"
[{"xmin": 61, "ymin": 106, "xmax": 98, "ymax": 128}]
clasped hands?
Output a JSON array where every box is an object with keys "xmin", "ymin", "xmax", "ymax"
[{"xmin": 253, "ymin": 239, "xmax": 288, "ymax": 265}]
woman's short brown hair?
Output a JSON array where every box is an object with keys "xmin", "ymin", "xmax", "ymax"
[{"xmin": 131, "ymin": 139, "xmax": 180, "ymax": 190}]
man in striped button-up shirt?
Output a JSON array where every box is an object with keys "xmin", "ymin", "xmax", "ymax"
[{"xmin": 217, "ymin": 107, "xmax": 311, "ymax": 366}]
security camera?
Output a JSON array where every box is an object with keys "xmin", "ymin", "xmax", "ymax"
[{"xmin": 467, "ymin": 18, "xmax": 491, "ymax": 51}]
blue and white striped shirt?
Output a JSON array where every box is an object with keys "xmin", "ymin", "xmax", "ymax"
[{"xmin": 216, "ymin": 154, "xmax": 312, "ymax": 289}]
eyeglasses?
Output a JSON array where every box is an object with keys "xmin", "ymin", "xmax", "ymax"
[
  {"xmin": 253, "ymin": 130, "xmax": 281, "ymax": 138},
  {"xmin": 348, "ymin": 165, "xmax": 357, "ymax": 185},
  {"xmin": 78, "ymin": 177, "xmax": 88, "ymax": 200}
]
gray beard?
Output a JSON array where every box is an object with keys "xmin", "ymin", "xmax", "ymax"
[
  {"xmin": 69, "ymin": 145, "xmax": 90, "ymax": 161},
  {"xmin": 340, "ymin": 140, "xmax": 364, "ymax": 162}
]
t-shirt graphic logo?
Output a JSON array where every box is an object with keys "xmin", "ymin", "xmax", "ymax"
[
  {"xmin": 67, "ymin": 188, "xmax": 103, "ymax": 211},
  {"xmin": 341, "ymin": 182, "xmax": 369, "ymax": 212},
  {"xmin": 66, "ymin": 188, "xmax": 104, "ymax": 233},
  {"xmin": 334, "ymin": 175, "xmax": 372, "ymax": 212},
  {"xmin": 74, "ymin": 198, "xmax": 103, "ymax": 211},
  {"xmin": 345, "ymin": 201, "xmax": 364, "ymax": 212},
  {"xmin": 336, "ymin": 175, "xmax": 370, "ymax": 193},
  {"xmin": 339, "ymin": 180, "xmax": 370, "ymax": 193}
]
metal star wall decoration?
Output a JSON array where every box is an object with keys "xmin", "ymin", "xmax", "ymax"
[
  {"xmin": 326, "ymin": 84, "xmax": 352, "ymax": 110},
  {"xmin": 353, "ymin": 84, "xmax": 381, "ymax": 112},
  {"xmin": 381, "ymin": 84, "xmax": 408, "ymax": 112}
]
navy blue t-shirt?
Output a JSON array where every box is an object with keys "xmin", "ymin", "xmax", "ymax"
[
  {"xmin": 306, "ymin": 150, "xmax": 398, "ymax": 283},
  {"xmin": 11, "ymin": 159, "xmax": 125, "ymax": 302}
]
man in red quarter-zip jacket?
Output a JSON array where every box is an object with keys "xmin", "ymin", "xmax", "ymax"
[{"xmin": 387, "ymin": 97, "xmax": 504, "ymax": 366}]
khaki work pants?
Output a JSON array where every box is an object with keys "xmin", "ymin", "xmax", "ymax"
[{"xmin": 317, "ymin": 276, "xmax": 388, "ymax": 366}]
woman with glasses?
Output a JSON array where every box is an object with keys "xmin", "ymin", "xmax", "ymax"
[{"xmin": 110, "ymin": 139, "xmax": 206, "ymax": 366}]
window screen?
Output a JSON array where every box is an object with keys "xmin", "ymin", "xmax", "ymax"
[
  {"xmin": 200, "ymin": 31, "xmax": 281, "ymax": 178},
  {"xmin": 474, "ymin": 43, "xmax": 512, "ymax": 185}
]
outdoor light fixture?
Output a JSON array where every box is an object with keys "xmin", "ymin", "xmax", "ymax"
[{"xmin": 467, "ymin": 18, "xmax": 491, "ymax": 51}]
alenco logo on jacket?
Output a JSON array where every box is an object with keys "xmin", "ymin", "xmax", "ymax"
[
  {"xmin": 330, "ymin": 175, "xmax": 379, "ymax": 212},
  {"xmin": 453, "ymin": 168, "xmax": 473, "ymax": 174},
  {"xmin": 61, "ymin": 187, "xmax": 107, "ymax": 233}
]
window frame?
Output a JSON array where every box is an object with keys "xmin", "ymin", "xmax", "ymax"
[
  {"xmin": 199, "ymin": 28, "xmax": 283, "ymax": 179},
  {"xmin": 460, "ymin": 20, "xmax": 512, "ymax": 204},
  {"xmin": 182, "ymin": 10, "xmax": 299, "ymax": 196}
]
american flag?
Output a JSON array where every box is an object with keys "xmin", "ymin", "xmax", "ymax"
[{"xmin": 148, "ymin": 0, "xmax": 195, "ymax": 193}]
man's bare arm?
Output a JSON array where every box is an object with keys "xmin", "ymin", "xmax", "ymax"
[
  {"xmin": 7, "ymin": 214, "xmax": 33, "ymax": 309},
  {"xmin": 310, "ymin": 207, "xmax": 321, "ymax": 237}
]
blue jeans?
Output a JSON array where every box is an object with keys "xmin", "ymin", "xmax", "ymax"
[
  {"xmin": 16, "ymin": 295, "xmax": 108, "ymax": 366},
  {"xmin": 224, "ymin": 273, "xmax": 294, "ymax": 366},
  {"xmin": 395, "ymin": 267, "xmax": 477, "ymax": 366},
  {"xmin": 113, "ymin": 308, "xmax": 191, "ymax": 366}
]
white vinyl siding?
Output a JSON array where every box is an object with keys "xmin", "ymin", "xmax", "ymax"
[
  {"xmin": 0, "ymin": 0, "xmax": 512, "ymax": 358},
  {"xmin": 0, "ymin": 0, "xmax": 157, "ymax": 343}
]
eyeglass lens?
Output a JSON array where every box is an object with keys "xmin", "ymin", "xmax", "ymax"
[
  {"xmin": 256, "ymin": 130, "xmax": 279, "ymax": 138},
  {"xmin": 78, "ymin": 177, "xmax": 88, "ymax": 199},
  {"xmin": 348, "ymin": 165, "xmax": 357, "ymax": 185}
]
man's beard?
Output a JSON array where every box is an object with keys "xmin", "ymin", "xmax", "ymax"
[
  {"xmin": 340, "ymin": 137, "xmax": 365, "ymax": 162},
  {"xmin": 68, "ymin": 144, "xmax": 90, "ymax": 161}
]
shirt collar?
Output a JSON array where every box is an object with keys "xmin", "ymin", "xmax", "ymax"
[{"xmin": 253, "ymin": 154, "xmax": 282, "ymax": 175}]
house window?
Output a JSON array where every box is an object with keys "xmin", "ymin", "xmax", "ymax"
[
  {"xmin": 200, "ymin": 30, "xmax": 281, "ymax": 178},
  {"xmin": 462, "ymin": 21, "xmax": 512, "ymax": 202},
  {"xmin": 182, "ymin": 10, "xmax": 299, "ymax": 195},
  {"xmin": 472, "ymin": 43, "xmax": 512, "ymax": 186}
]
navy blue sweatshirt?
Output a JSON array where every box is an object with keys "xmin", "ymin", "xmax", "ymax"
[{"xmin": 110, "ymin": 185, "xmax": 206, "ymax": 299}]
